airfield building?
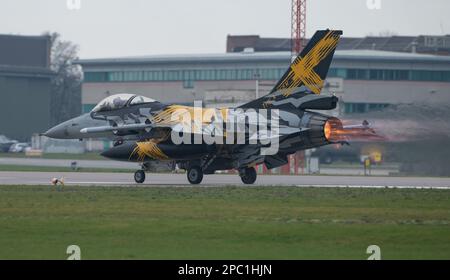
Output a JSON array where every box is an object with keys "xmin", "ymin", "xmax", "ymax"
[
  {"xmin": 0, "ymin": 34, "xmax": 53, "ymax": 142},
  {"xmin": 227, "ymin": 34, "xmax": 450, "ymax": 56},
  {"xmin": 78, "ymin": 50, "xmax": 450, "ymax": 115}
]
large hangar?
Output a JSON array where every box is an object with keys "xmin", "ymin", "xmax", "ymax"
[{"xmin": 0, "ymin": 34, "xmax": 54, "ymax": 141}]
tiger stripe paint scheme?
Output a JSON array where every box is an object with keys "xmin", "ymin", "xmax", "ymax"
[{"xmin": 43, "ymin": 30, "xmax": 356, "ymax": 184}]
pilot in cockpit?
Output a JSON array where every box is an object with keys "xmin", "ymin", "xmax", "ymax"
[{"xmin": 112, "ymin": 96, "xmax": 127, "ymax": 108}]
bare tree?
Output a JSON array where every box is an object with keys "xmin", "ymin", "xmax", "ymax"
[{"xmin": 44, "ymin": 32, "xmax": 82, "ymax": 125}]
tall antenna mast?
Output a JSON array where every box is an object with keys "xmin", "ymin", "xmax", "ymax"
[{"xmin": 291, "ymin": 0, "xmax": 307, "ymax": 56}]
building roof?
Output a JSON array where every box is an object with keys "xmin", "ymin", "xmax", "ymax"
[
  {"xmin": 77, "ymin": 50, "xmax": 450, "ymax": 67},
  {"xmin": 0, "ymin": 34, "xmax": 53, "ymax": 78},
  {"xmin": 0, "ymin": 34, "xmax": 51, "ymax": 69},
  {"xmin": 334, "ymin": 49, "xmax": 450, "ymax": 63},
  {"xmin": 227, "ymin": 34, "xmax": 450, "ymax": 56}
]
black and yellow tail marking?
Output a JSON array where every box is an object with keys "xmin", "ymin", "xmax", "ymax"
[{"xmin": 273, "ymin": 30, "xmax": 342, "ymax": 96}]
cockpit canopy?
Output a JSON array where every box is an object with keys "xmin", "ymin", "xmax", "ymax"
[{"xmin": 91, "ymin": 94, "xmax": 155, "ymax": 113}]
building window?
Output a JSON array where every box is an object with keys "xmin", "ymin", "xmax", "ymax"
[
  {"xmin": 443, "ymin": 71, "xmax": 450, "ymax": 82},
  {"xmin": 109, "ymin": 71, "xmax": 123, "ymax": 81},
  {"xmin": 337, "ymin": 68, "xmax": 347, "ymax": 78},
  {"xmin": 123, "ymin": 71, "xmax": 139, "ymax": 81},
  {"xmin": 84, "ymin": 72, "xmax": 108, "ymax": 82},
  {"xmin": 166, "ymin": 70, "xmax": 180, "ymax": 81},
  {"xmin": 327, "ymin": 68, "xmax": 337, "ymax": 77},
  {"xmin": 83, "ymin": 69, "xmax": 450, "ymax": 83},
  {"xmin": 239, "ymin": 69, "xmax": 253, "ymax": 80},
  {"xmin": 259, "ymin": 68, "xmax": 282, "ymax": 80},
  {"xmin": 395, "ymin": 70, "xmax": 410, "ymax": 80},
  {"xmin": 347, "ymin": 69, "xmax": 368, "ymax": 80},
  {"xmin": 183, "ymin": 70, "xmax": 195, "ymax": 81},
  {"xmin": 411, "ymin": 70, "xmax": 450, "ymax": 82},
  {"xmin": 369, "ymin": 69, "xmax": 383, "ymax": 80}
]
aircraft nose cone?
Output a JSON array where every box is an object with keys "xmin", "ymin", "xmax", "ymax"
[
  {"xmin": 101, "ymin": 142, "xmax": 136, "ymax": 161},
  {"xmin": 43, "ymin": 124, "xmax": 68, "ymax": 139},
  {"xmin": 100, "ymin": 148, "xmax": 115, "ymax": 159}
]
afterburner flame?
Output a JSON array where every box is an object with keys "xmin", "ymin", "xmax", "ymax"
[
  {"xmin": 323, "ymin": 118, "xmax": 343, "ymax": 142},
  {"xmin": 324, "ymin": 119, "xmax": 384, "ymax": 142},
  {"xmin": 324, "ymin": 120, "xmax": 332, "ymax": 141}
]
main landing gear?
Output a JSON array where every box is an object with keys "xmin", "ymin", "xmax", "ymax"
[
  {"xmin": 133, "ymin": 165, "xmax": 257, "ymax": 185},
  {"xmin": 187, "ymin": 166, "xmax": 203, "ymax": 184},
  {"xmin": 134, "ymin": 170, "xmax": 146, "ymax": 183},
  {"xmin": 185, "ymin": 166, "xmax": 257, "ymax": 185},
  {"xmin": 133, "ymin": 165, "xmax": 206, "ymax": 185},
  {"xmin": 239, "ymin": 167, "xmax": 257, "ymax": 184}
]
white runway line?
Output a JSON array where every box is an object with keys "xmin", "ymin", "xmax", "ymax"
[
  {"xmin": 295, "ymin": 184, "xmax": 450, "ymax": 190},
  {"xmin": 66, "ymin": 181, "xmax": 132, "ymax": 185},
  {"xmin": 65, "ymin": 182, "xmax": 450, "ymax": 190},
  {"xmin": 5, "ymin": 183, "xmax": 450, "ymax": 190}
]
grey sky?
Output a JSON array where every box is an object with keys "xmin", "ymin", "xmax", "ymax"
[{"xmin": 1, "ymin": 0, "xmax": 449, "ymax": 58}]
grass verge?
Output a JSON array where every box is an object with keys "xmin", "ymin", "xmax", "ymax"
[{"xmin": 0, "ymin": 185, "xmax": 449, "ymax": 259}]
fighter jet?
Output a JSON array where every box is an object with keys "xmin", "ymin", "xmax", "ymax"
[{"xmin": 44, "ymin": 30, "xmax": 363, "ymax": 185}]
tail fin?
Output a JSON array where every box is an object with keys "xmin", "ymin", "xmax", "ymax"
[{"xmin": 240, "ymin": 29, "xmax": 342, "ymax": 108}]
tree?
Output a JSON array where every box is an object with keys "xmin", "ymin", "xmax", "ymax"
[{"xmin": 44, "ymin": 32, "xmax": 82, "ymax": 125}]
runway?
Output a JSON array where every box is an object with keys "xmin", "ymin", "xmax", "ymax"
[
  {"xmin": 0, "ymin": 171, "xmax": 449, "ymax": 189},
  {"xmin": 0, "ymin": 157, "xmax": 139, "ymax": 169},
  {"xmin": 0, "ymin": 157, "xmax": 397, "ymax": 175}
]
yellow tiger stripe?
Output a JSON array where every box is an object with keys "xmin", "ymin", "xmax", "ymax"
[
  {"xmin": 276, "ymin": 31, "xmax": 340, "ymax": 96},
  {"xmin": 130, "ymin": 140, "xmax": 169, "ymax": 161}
]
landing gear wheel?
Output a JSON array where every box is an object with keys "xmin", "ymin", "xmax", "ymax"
[
  {"xmin": 187, "ymin": 166, "xmax": 203, "ymax": 184},
  {"xmin": 240, "ymin": 167, "xmax": 257, "ymax": 184},
  {"xmin": 134, "ymin": 170, "xmax": 145, "ymax": 183}
]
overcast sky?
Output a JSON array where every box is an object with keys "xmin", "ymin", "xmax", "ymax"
[{"xmin": 1, "ymin": 0, "xmax": 449, "ymax": 58}]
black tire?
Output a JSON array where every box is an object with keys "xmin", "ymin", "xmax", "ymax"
[
  {"xmin": 187, "ymin": 166, "xmax": 203, "ymax": 184},
  {"xmin": 240, "ymin": 167, "xmax": 257, "ymax": 184},
  {"xmin": 134, "ymin": 170, "xmax": 145, "ymax": 183}
]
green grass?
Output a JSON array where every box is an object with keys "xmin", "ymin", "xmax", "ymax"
[
  {"xmin": 0, "ymin": 185, "xmax": 449, "ymax": 260},
  {"xmin": 0, "ymin": 164, "xmax": 132, "ymax": 173}
]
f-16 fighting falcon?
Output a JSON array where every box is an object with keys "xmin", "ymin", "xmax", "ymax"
[{"xmin": 44, "ymin": 29, "xmax": 377, "ymax": 184}]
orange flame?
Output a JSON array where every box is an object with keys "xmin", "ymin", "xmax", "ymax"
[
  {"xmin": 324, "ymin": 121, "xmax": 332, "ymax": 141},
  {"xmin": 324, "ymin": 119, "xmax": 384, "ymax": 142}
]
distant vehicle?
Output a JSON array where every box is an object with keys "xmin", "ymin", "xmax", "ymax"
[
  {"xmin": 8, "ymin": 143, "xmax": 31, "ymax": 153},
  {"xmin": 0, "ymin": 135, "xmax": 18, "ymax": 152}
]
